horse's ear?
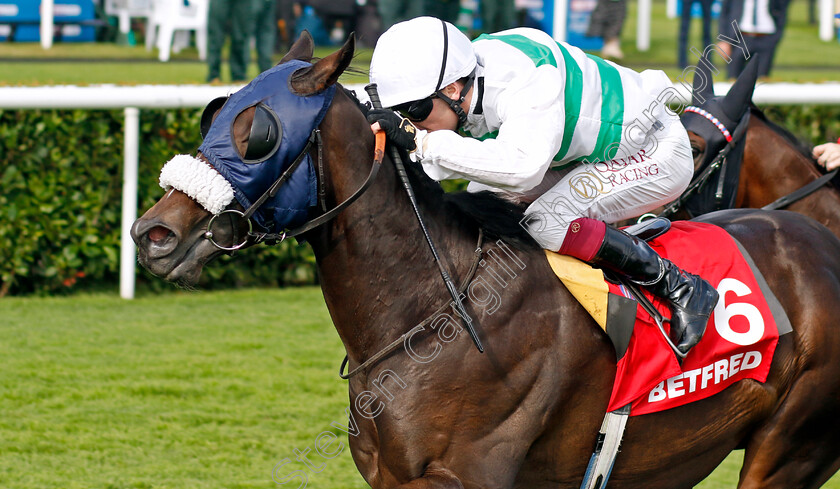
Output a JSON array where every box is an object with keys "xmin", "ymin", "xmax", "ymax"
[
  {"xmin": 279, "ymin": 31, "xmax": 315, "ymax": 64},
  {"xmin": 289, "ymin": 34, "xmax": 355, "ymax": 95},
  {"xmin": 721, "ymin": 56, "xmax": 758, "ymax": 121},
  {"xmin": 691, "ymin": 54, "xmax": 715, "ymax": 105}
]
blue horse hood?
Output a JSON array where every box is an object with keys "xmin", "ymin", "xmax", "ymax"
[{"xmin": 198, "ymin": 60, "xmax": 336, "ymax": 232}]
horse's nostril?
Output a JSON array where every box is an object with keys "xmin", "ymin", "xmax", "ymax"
[{"xmin": 148, "ymin": 226, "xmax": 173, "ymax": 243}]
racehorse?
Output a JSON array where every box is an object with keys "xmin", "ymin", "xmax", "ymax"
[
  {"xmin": 131, "ymin": 34, "xmax": 840, "ymax": 488},
  {"xmin": 678, "ymin": 56, "xmax": 840, "ymax": 236}
]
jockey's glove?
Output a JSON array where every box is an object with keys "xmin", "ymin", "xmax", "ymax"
[{"xmin": 366, "ymin": 109, "xmax": 418, "ymax": 152}]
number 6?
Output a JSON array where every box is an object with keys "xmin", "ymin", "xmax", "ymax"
[{"xmin": 714, "ymin": 278, "xmax": 765, "ymax": 346}]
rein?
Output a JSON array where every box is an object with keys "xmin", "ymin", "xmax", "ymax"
[
  {"xmin": 762, "ymin": 169, "xmax": 839, "ymax": 210},
  {"xmin": 203, "ymin": 88, "xmax": 490, "ymax": 376},
  {"xmin": 339, "ymin": 228, "xmax": 485, "ymax": 380},
  {"xmin": 205, "ymin": 129, "xmax": 386, "ymax": 250},
  {"xmin": 366, "ymin": 83, "xmax": 484, "ymax": 353}
]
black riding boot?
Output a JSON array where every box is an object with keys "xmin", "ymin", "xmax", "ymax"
[{"xmin": 590, "ymin": 225, "xmax": 720, "ymax": 355}]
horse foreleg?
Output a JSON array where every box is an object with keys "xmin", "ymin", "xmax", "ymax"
[{"xmin": 393, "ymin": 467, "xmax": 465, "ymax": 489}]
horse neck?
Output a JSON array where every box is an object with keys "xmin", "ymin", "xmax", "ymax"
[
  {"xmin": 306, "ymin": 90, "xmax": 480, "ymax": 363},
  {"xmin": 738, "ymin": 116, "xmax": 830, "ymax": 208}
]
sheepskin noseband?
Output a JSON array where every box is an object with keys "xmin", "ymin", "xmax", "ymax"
[{"xmin": 159, "ymin": 154, "xmax": 235, "ymax": 215}]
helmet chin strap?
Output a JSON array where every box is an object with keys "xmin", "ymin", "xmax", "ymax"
[
  {"xmin": 431, "ymin": 18, "xmax": 474, "ymax": 130},
  {"xmin": 435, "ymin": 71, "xmax": 475, "ymax": 129}
]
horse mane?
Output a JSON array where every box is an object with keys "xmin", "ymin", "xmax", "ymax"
[
  {"xmin": 341, "ymin": 86, "xmax": 539, "ymax": 250},
  {"xmin": 443, "ymin": 190, "xmax": 540, "ymax": 249},
  {"xmin": 749, "ymin": 104, "xmax": 820, "ymax": 166}
]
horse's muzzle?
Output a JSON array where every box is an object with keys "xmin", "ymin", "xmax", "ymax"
[{"xmin": 131, "ymin": 218, "xmax": 179, "ymax": 259}]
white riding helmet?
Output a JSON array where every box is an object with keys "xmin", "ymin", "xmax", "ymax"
[{"xmin": 370, "ymin": 17, "xmax": 477, "ymax": 108}]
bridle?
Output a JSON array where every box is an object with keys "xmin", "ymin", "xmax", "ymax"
[
  {"xmin": 653, "ymin": 109, "xmax": 751, "ymax": 220},
  {"xmin": 198, "ymin": 77, "xmax": 486, "ymax": 360},
  {"xmin": 202, "ymin": 92, "xmax": 488, "ymax": 374},
  {"xmin": 204, "ymin": 128, "xmax": 386, "ymax": 251},
  {"xmin": 654, "ymin": 105, "xmax": 839, "ymax": 221}
]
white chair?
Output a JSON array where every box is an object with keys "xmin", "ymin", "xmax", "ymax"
[
  {"xmin": 145, "ymin": 0, "xmax": 208, "ymax": 62},
  {"xmin": 104, "ymin": 0, "xmax": 153, "ymax": 36}
]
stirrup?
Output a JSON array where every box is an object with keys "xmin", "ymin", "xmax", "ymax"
[{"xmin": 619, "ymin": 279, "xmax": 688, "ymax": 360}]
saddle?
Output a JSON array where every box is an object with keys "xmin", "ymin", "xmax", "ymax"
[
  {"xmin": 543, "ymin": 218, "xmax": 670, "ymax": 362},
  {"xmin": 557, "ymin": 218, "xmax": 794, "ymax": 488},
  {"xmin": 545, "ymin": 219, "xmax": 791, "ymax": 415}
]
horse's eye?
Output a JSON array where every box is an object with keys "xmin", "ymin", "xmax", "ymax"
[
  {"xmin": 240, "ymin": 104, "xmax": 283, "ymax": 164},
  {"xmin": 691, "ymin": 145, "xmax": 702, "ymax": 159}
]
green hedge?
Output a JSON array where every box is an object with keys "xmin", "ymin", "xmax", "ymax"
[
  {"xmin": 761, "ymin": 104, "xmax": 840, "ymax": 146},
  {"xmin": 0, "ymin": 108, "xmax": 316, "ymax": 297},
  {"xmin": 1, "ymin": 104, "xmax": 839, "ymax": 296}
]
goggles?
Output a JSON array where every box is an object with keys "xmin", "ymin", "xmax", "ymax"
[{"xmin": 393, "ymin": 95, "xmax": 436, "ymax": 123}]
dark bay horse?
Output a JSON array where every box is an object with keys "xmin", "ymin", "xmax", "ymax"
[
  {"xmin": 131, "ymin": 35, "xmax": 840, "ymax": 488},
  {"xmin": 679, "ymin": 57, "xmax": 840, "ymax": 236}
]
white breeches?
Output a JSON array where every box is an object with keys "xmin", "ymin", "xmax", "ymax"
[{"xmin": 522, "ymin": 121, "xmax": 693, "ymax": 251}]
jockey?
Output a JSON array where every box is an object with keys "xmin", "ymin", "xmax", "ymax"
[{"xmin": 367, "ymin": 17, "xmax": 719, "ymax": 355}]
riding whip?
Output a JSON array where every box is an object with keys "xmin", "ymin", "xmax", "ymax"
[{"xmin": 365, "ymin": 83, "xmax": 484, "ymax": 353}]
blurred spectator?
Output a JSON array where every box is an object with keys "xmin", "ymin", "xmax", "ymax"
[
  {"xmin": 254, "ymin": 0, "xmax": 277, "ymax": 73},
  {"xmin": 586, "ymin": 0, "xmax": 627, "ymax": 59},
  {"xmin": 306, "ymin": 0, "xmax": 358, "ymax": 44},
  {"xmin": 378, "ymin": 0, "xmax": 423, "ymax": 31},
  {"xmin": 293, "ymin": 3, "xmax": 332, "ymax": 45},
  {"xmin": 677, "ymin": 0, "xmax": 713, "ymax": 68},
  {"xmin": 276, "ymin": 0, "xmax": 298, "ymax": 51},
  {"xmin": 355, "ymin": 0, "xmax": 384, "ymax": 47},
  {"xmin": 718, "ymin": 0, "xmax": 790, "ymax": 78},
  {"xmin": 207, "ymin": 0, "xmax": 253, "ymax": 82},
  {"xmin": 481, "ymin": 0, "xmax": 517, "ymax": 32},
  {"xmin": 425, "ymin": 0, "xmax": 461, "ymax": 24}
]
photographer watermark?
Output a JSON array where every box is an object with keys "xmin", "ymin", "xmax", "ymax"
[
  {"xmin": 518, "ymin": 21, "xmax": 752, "ymax": 247},
  {"xmin": 271, "ymin": 239, "xmax": 526, "ymax": 487}
]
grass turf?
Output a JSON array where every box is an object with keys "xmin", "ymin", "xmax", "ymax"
[
  {"xmin": 0, "ymin": 288, "xmax": 368, "ymax": 489},
  {"xmin": 0, "ymin": 0, "xmax": 837, "ymax": 86},
  {"xmin": 2, "ymin": 287, "xmax": 839, "ymax": 488}
]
